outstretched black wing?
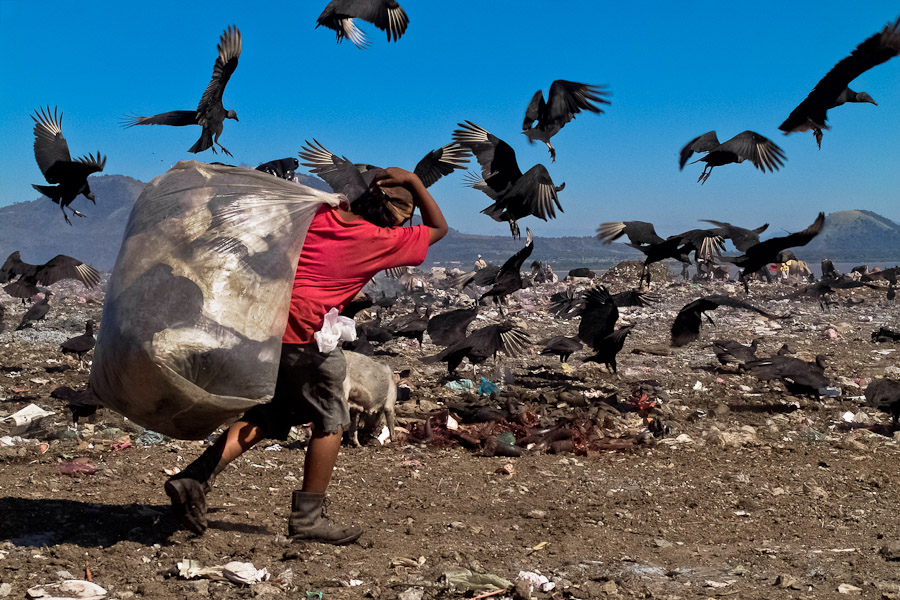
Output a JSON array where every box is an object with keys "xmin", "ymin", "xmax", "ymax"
[
  {"xmin": 672, "ymin": 295, "xmax": 782, "ymax": 346},
  {"xmin": 317, "ymin": 0, "xmax": 409, "ymax": 48},
  {"xmin": 596, "ymin": 220, "xmax": 665, "ymax": 245},
  {"xmin": 413, "ymin": 142, "xmax": 469, "ymax": 188},
  {"xmin": 298, "ymin": 139, "xmax": 368, "ymax": 201},
  {"xmin": 717, "ymin": 131, "xmax": 786, "ymax": 172},
  {"xmin": 196, "ymin": 25, "xmax": 242, "ymax": 119},
  {"xmin": 542, "ymin": 80, "xmax": 610, "ymax": 128},
  {"xmin": 780, "ymin": 16, "xmax": 900, "ymax": 134},
  {"xmin": 32, "ymin": 106, "xmax": 72, "ymax": 181},
  {"xmin": 679, "ymin": 131, "xmax": 719, "ymax": 169},
  {"xmin": 452, "ymin": 121, "xmax": 522, "ymax": 196}
]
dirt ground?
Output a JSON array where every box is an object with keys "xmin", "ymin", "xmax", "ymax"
[{"xmin": 1, "ymin": 271, "xmax": 899, "ymax": 599}]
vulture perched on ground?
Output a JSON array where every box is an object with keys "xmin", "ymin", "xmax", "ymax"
[
  {"xmin": 125, "ymin": 26, "xmax": 242, "ymax": 157},
  {"xmin": 61, "ymin": 320, "xmax": 96, "ymax": 369},
  {"xmin": 16, "ymin": 292, "xmax": 52, "ymax": 330},
  {"xmin": 31, "ymin": 106, "xmax": 106, "ymax": 225}
]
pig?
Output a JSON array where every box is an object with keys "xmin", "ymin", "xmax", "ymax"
[{"xmin": 342, "ymin": 351, "xmax": 397, "ymax": 446}]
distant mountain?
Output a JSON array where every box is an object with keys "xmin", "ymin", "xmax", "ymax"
[
  {"xmin": 2, "ymin": 173, "xmax": 898, "ymax": 273},
  {"xmin": 0, "ymin": 172, "xmax": 330, "ymax": 271},
  {"xmin": 801, "ymin": 210, "xmax": 900, "ymax": 262}
]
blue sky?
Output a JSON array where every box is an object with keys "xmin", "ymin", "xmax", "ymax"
[{"xmin": 1, "ymin": 1, "xmax": 898, "ymax": 238}]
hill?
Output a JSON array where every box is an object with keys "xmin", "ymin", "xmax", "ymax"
[
  {"xmin": 2, "ymin": 173, "xmax": 898, "ymax": 273},
  {"xmin": 800, "ymin": 210, "xmax": 900, "ymax": 262}
]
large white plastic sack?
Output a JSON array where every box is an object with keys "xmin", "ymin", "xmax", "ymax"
[{"xmin": 89, "ymin": 161, "xmax": 340, "ymax": 439}]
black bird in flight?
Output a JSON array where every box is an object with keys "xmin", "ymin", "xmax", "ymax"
[
  {"xmin": 1, "ymin": 251, "xmax": 101, "ymax": 301},
  {"xmin": 298, "ymin": 139, "xmax": 468, "ymax": 198},
  {"xmin": 479, "ymin": 228, "xmax": 534, "ymax": 313},
  {"xmin": 721, "ymin": 212, "xmax": 825, "ymax": 292},
  {"xmin": 453, "ymin": 121, "xmax": 564, "ymax": 239},
  {"xmin": 577, "ymin": 286, "xmax": 619, "ymax": 350},
  {"xmin": 671, "ymin": 295, "xmax": 782, "ymax": 347},
  {"xmin": 256, "ymin": 158, "xmax": 299, "ymax": 180},
  {"xmin": 701, "ymin": 220, "xmax": 769, "ymax": 253},
  {"xmin": 125, "ymin": 26, "xmax": 242, "ymax": 157},
  {"xmin": 779, "ymin": 16, "xmax": 900, "ymax": 148},
  {"xmin": 424, "ymin": 322, "xmax": 530, "ymax": 375},
  {"xmin": 679, "ymin": 130, "xmax": 786, "ymax": 184},
  {"xmin": 597, "ymin": 220, "xmax": 723, "ymax": 286},
  {"xmin": 316, "ymin": 0, "xmax": 409, "ymax": 49},
  {"xmin": 521, "ymin": 80, "xmax": 610, "ymax": 162},
  {"xmin": 31, "ymin": 107, "xmax": 106, "ymax": 225}
]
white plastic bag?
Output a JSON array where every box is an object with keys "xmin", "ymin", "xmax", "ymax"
[
  {"xmin": 314, "ymin": 307, "xmax": 357, "ymax": 352},
  {"xmin": 89, "ymin": 161, "xmax": 341, "ymax": 439}
]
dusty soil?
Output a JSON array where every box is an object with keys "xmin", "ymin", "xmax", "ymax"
[{"xmin": 1, "ymin": 271, "xmax": 899, "ymax": 599}]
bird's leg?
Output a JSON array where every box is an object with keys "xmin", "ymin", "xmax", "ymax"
[
  {"xmin": 814, "ymin": 128, "xmax": 823, "ymax": 150},
  {"xmin": 741, "ymin": 274, "xmax": 749, "ymax": 294},
  {"xmin": 698, "ymin": 166, "xmax": 712, "ymax": 185},
  {"xmin": 218, "ymin": 143, "xmax": 234, "ymax": 158},
  {"xmin": 546, "ymin": 142, "xmax": 557, "ymax": 163},
  {"xmin": 509, "ymin": 220, "xmax": 520, "ymax": 239}
]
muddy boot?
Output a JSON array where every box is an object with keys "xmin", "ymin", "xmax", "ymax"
[
  {"xmin": 288, "ymin": 491, "xmax": 362, "ymax": 545},
  {"xmin": 164, "ymin": 442, "xmax": 225, "ymax": 534}
]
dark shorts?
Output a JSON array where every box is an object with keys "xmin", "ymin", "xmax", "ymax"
[{"xmin": 242, "ymin": 343, "xmax": 348, "ymax": 440}]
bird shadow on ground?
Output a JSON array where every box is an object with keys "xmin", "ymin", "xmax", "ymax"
[{"xmin": 0, "ymin": 497, "xmax": 178, "ymax": 548}]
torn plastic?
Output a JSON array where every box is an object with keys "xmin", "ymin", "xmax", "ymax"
[
  {"xmin": 89, "ymin": 161, "xmax": 340, "ymax": 439},
  {"xmin": 314, "ymin": 307, "xmax": 357, "ymax": 353}
]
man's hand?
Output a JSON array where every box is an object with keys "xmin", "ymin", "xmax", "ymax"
[{"xmin": 372, "ymin": 167, "xmax": 422, "ymax": 195}]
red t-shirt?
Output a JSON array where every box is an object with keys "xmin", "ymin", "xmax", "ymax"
[{"xmin": 283, "ymin": 205, "xmax": 431, "ymax": 344}]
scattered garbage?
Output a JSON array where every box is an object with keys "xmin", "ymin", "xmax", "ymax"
[
  {"xmin": 445, "ymin": 379, "xmax": 474, "ymax": 392},
  {"xmin": 177, "ymin": 559, "xmax": 270, "ymax": 584},
  {"xmin": 26, "ymin": 580, "xmax": 107, "ymax": 599},
  {"xmin": 478, "ymin": 377, "xmax": 499, "ymax": 395},
  {"xmin": 441, "ymin": 567, "xmax": 513, "ymax": 593},
  {"xmin": 58, "ymin": 460, "xmax": 98, "ymax": 477},
  {"xmin": 135, "ymin": 430, "xmax": 164, "ymax": 446},
  {"xmin": 1, "ymin": 404, "xmax": 55, "ymax": 436},
  {"xmin": 517, "ymin": 570, "xmax": 556, "ymax": 593}
]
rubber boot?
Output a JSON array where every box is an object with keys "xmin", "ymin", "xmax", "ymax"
[
  {"xmin": 164, "ymin": 442, "xmax": 226, "ymax": 534},
  {"xmin": 288, "ymin": 491, "xmax": 362, "ymax": 545}
]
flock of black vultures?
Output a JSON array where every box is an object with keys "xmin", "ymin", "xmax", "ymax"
[{"xmin": 3, "ymin": 2, "xmax": 900, "ymax": 425}]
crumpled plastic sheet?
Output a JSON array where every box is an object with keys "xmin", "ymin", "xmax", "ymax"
[
  {"xmin": 444, "ymin": 379, "xmax": 474, "ymax": 392},
  {"xmin": 177, "ymin": 559, "xmax": 270, "ymax": 584},
  {"xmin": 26, "ymin": 579, "xmax": 107, "ymax": 599},
  {"xmin": 441, "ymin": 567, "xmax": 513, "ymax": 592},
  {"xmin": 89, "ymin": 161, "xmax": 340, "ymax": 439},
  {"xmin": 478, "ymin": 377, "xmax": 498, "ymax": 395},
  {"xmin": 314, "ymin": 307, "xmax": 357, "ymax": 353}
]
